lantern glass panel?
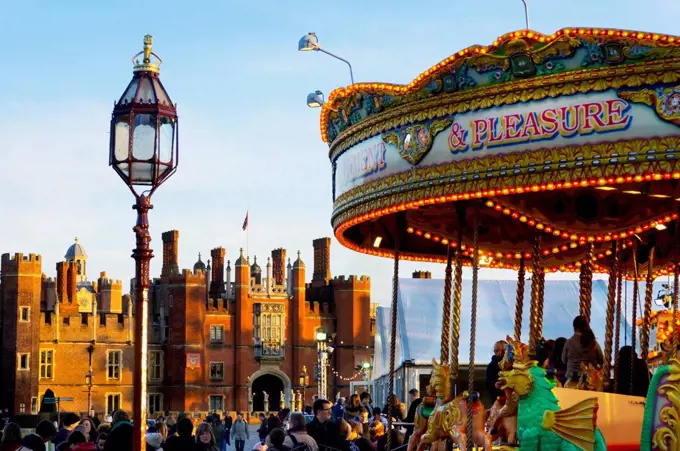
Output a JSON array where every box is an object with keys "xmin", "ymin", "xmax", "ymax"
[
  {"xmin": 117, "ymin": 162, "xmax": 129, "ymax": 177},
  {"xmin": 114, "ymin": 116, "xmax": 130, "ymax": 162},
  {"xmin": 158, "ymin": 117, "xmax": 174, "ymax": 163},
  {"xmin": 120, "ymin": 79, "xmax": 139, "ymax": 104},
  {"xmin": 132, "ymin": 114, "xmax": 156, "ymax": 160},
  {"xmin": 137, "ymin": 77, "xmax": 157, "ymax": 103},
  {"xmin": 131, "ymin": 162, "xmax": 154, "ymax": 184}
]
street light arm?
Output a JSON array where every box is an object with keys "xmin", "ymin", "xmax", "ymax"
[
  {"xmin": 318, "ymin": 48, "xmax": 355, "ymax": 85},
  {"xmin": 520, "ymin": 0, "xmax": 530, "ymax": 29}
]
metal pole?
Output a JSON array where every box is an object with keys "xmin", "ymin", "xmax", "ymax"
[
  {"xmin": 132, "ymin": 194, "xmax": 153, "ymax": 451},
  {"xmin": 318, "ymin": 48, "xmax": 355, "ymax": 84},
  {"xmin": 520, "ymin": 0, "xmax": 530, "ymax": 29}
]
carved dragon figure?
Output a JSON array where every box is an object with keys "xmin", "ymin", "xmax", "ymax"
[
  {"xmin": 415, "ymin": 359, "xmax": 490, "ymax": 451},
  {"xmin": 497, "ymin": 340, "xmax": 606, "ymax": 451}
]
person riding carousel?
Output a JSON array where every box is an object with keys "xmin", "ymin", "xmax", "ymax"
[{"xmin": 562, "ymin": 316, "xmax": 604, "ymax": 382}]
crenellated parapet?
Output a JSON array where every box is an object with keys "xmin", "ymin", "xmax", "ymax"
[{"xmin": 1, "ymin": 253, "xmax": 42, "ymax": 275}]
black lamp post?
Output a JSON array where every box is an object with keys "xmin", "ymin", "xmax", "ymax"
[{"xmin": 109, "ymin": 34, "xmax": 179, "ymax": 451}]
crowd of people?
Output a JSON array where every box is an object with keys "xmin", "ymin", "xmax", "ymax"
[
  {"xmin": 486, "ymin": 315, "xmax": 652, "ymax": 397},
  {"xmin": 0, "ymin": 393, "xmax": 412, "ymax": 451}
]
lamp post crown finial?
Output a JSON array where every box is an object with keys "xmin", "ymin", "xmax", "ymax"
[{"xmin": 133, "ymin": 34, "xmax": 162, "ymax": 73}]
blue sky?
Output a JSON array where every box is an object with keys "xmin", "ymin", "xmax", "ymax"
[{"xmin": 1, "ymin": 0, "xmax": 678, "ymax": 303}]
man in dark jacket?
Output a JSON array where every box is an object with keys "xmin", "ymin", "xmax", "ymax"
[
  {"xmin": 306, "ymin": 399, "xmax": 341, "ymax": 449},
  {"xmin": 486, "ymin": 340, "xmax": 507, "ymax": 402},
  {"xmin": 53, "ymin": 412, "xmax": 80, "ymax": 445},
  {"xmin": 404, "ymin": 389, "xmax": 422, "ymax": 442},
  {"xmin": 103, "ymin": 410, "xmax": 134, "ymax": 451}
]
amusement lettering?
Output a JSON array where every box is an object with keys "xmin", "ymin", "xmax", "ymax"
[
  {"xmin": 342, "ymin": 141, "xmax": 387, "ymax": 185},
  {"xmin": 448, "ymin": 99, "xmax": 632, "ymax": 153}
]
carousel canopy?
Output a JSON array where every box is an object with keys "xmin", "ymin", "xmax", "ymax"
[
  {"xmin": 372, "ymin": 277, "xmax": 667, "ymax": 379},
  {"xmin": 320, "ymin": 27, "xmax": 680, "ymax": 277}
]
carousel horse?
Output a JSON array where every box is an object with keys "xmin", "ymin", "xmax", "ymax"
[
  {"xmin": 640, "ymin": 357, "xmax": 680, "ymax": 449},
  {"xmin": 487, "ymin": 338, "xmax": 519, "ymax": 446},
  {"xmin": 497, "ymin": 340, "xmax": 607, "ymax": 451},
  {"xmin": 415, "ymin": 359, "xmax": 491, "ymax": 451},
  {"xmin": 407, "ymin": 364, "xmax": 438, "ymax": 451}
]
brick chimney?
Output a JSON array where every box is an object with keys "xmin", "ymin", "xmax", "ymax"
[
  {"xmin": 210, "ymin": 247, "xmax": 226, "ymax": 299},
  {"xmin": 312, "ymin": 238, "xmax": 331, "ymax": 286},
  {"xmin": 161, "ymin": 230, "xmax": 180, "ymax": 276},
  {"xmin": 271, "ymin": 248, "xmax": 286, "ymax": 285}
]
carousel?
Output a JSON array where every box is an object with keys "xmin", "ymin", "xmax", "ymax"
[{"xmin": 310, "ymin": 25, "xmax": 680, "ymax": 451}]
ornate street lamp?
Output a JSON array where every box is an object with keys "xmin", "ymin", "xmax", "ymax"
[{"xmin": 109, "ymin": 34, "xmax": 179, "ymax": 451}]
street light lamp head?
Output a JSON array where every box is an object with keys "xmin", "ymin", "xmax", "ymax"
[
  {"xmin": 315, "ymin": 328, "xmax": 327, "ymax": 342},
  {"xmin": 307, "ymin": 91, "xmax": 325, "ymax": 108},
  {"xmin": 298, "ymin": 32, "xmax": 320, "ymax": 51},
  {"xmin": 109, "ymin": 34, "xmax": 179, "ymax": 196},
  {"xmin": 362, "ymin": 362, "xmax": 371, "ymax": 370}
]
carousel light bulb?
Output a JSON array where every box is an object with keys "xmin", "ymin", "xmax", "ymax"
[{"xmin": 655, "ymin": 223, "xmax": 668, "ymax": 231}]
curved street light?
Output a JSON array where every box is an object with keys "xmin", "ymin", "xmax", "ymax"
[
  {"xmin": 306, "ymin": 90, "xmax": 325, "ymax": 108},
  {"xmin": 520, "ymin": 0, "xmax": 530, "ymax": 29},
  {"xmin": 109, "ymin": 34, "xmax": 179, "ymax": 451},
  {"xmin": 298, "ymin": 32, "xmax": 355, "ymax": 84}
]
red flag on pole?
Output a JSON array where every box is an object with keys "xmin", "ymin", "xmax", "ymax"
[{"xmin": 242, "ymin": 211, "xmax": 249, "ymax": 231}]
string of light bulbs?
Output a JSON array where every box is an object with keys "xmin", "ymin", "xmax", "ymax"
[{"xmin": 329, "ymin": 365, "xmax": 369, "ymax": 381}]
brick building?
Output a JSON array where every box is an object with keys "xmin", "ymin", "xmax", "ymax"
[{"xmin": 0, "ymin": 233, "xmax": 375, "ymax": 417}]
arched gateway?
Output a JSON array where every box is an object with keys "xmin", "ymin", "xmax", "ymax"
[{"xmin": 248, "ymin": 368, "xmax": 292, "ymax": 412}]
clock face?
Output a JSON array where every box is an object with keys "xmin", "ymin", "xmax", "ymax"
[{"xmin": 78, "ymin": 293, "xmax": 92, "ymax": 312}]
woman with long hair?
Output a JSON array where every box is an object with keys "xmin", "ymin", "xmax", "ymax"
[
  {"xmin": 195, "ymin": 423, "xmax": 220, "ymax": 451},
  {"xmin": 561, "ymin": 315, "xmax": 604, "ymax": 381},
  {"xmin": 0, "ymin": 423, "xmax": 26, "ymax": 451},
  {"xmin": 344, "ymin": 394, "xmax": 365, "ymax": 423},
  {"xmin": 616, "ymin": 345, "xmax": 651, "ymax": 397}
]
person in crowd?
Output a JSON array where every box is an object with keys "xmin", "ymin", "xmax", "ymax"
[
  {"xmin": 257, "ymin": 413, "xmax": 268, "ymax": 444},
  {"xmin": 333, "ymin": 398, "xmax": 346, "ymax": 423},
  {"xmin": 343, "ymin": 395, "xmax": 365, "ymax": 423},
  {"xmin": 210, "ymin": 416, "xmax": 224, "ymax": 451},
  {"xmin": 486, "ymin": 340, "xmax": 507, "ymax": 402},
  {"xmin": 306, "ymin": 399, "xmax": 341, "ymax": 449},
  {"xmin": 267, "ymin": 428, "xmax": 290, "ymax": 451},
  {"xmin": 164, "ymin": 416, "xmax": 195, "ymax": 451},
  {"xmin": 54, "ymin": 413, "xmax": 80, "ymax": 445},
  {"xmin": 617, "ymin": 345, "xmax": 651, "ymax": 397},
  {"xmin": 0, "ymin": 423, "xmax": 26, "ymax": 451},
  {"xmin": 195, "ymin": 422, "xmax": 220, "ymax": 451},
  {"xmin": 562, "ymin": 316, "xmax": 604, "ymax": 380},
  {"xmin": 278, "ymin": 409, "xmax": 291, "ymax": 430},
  {"xmin": 359, "ymin": 393, "xmax": 373, "ymax": 416},
  {"xmin": 551, "ymin": 337, "xmax": 568, "ymax": 384},
  {"xmin": 333, "ymin": 419, "xmax": 359, "ymax": 451},
  {"xmin": 370, "ymin": 408, "xmax": 387, "ymax": 431},
  {"xmin": 63, "ymin": 430, "xmax": 93, "ymax": 451},
  {"xmin": 74, "ymin": 418, "xmax": 98, "ymax": 444},
  {"xmin": 165, "ymin": 415, "xmax": 177, "ymax": 438},
  {"xmin": 146, "ymin": 421, "xmax": 168, "ymax": 450},
  {"xmin": 376, "ymin": 429, "xmax": 403, "ymax": 451},
  {"xmin": 347, "ymin": 420, "xmax": 372, "ymax": 451},
  {"xmin": 22, "ymin": 419, "xmax": 57, "ymax": 451},
  {"xmin": 281, "ymin": 413, "xmax": 318, "ymax": 451},
  {"xmin": 95, "ymin": 433, "xmax": 107, "ymax": 451},
  {"xmin": 230, "ymin": 412, "xmax": 249, "ymax": 451},
  {"xmin": 303, "ymin": 406, "xmax": 312, "ymax": 416},
  {"xmin": 103, "ymin": 410, "xmax": 133, "ymax": 451},
  {"xmin": 223, "ymin": 413, "xmax": 233, "ymax": 450},
  {"xmin": 403, "ymin": 388, "xmax": 422, "ymax": 442},
  {"xmin": 382, "ymin": 396, "xmax": 406, "ymax": 422},
  {"xmin": 368, "ymin": 420, "xmax": 384, "ymax": 445},
  {"xmin": 267, "ymin": 415, "xmax": 282, "ymax": 435},
  {"xmin": 251, "ymin": 442, "xmax": 267, "ymax": 451}
]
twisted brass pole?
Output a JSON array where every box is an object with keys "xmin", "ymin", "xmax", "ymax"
[
  {"xmin": 528, "ymin": 235, "xmax": 541, "ymax": 356},
  {"xmin": 630, "ymin": 246, "xmax": 639, "ymax": 395},
  {"xmin": 673, "ymin": 261, "xmax": 680, "ymax": 363},
  {"xmin": 602, "ymin": 242, "xmax": 618, "ymax": 391},
  {"xmin": 440, "ymin": 247, "xmax": 453, "ymax": 364},
  {"xmin": 640, "ymin": 248, "xmax": 655, "ymax": 362},
  {"xmin": 613, "ymin": 260, "xmax": 623, "ymax": 393},
  {"xmin": 450, "ymin": 209, "xmax": 465, "ymax": 383},
  {"xmin": 579, "ymin": 243, "xmax": 594, "ymax": 321},
  {"xmin": 514, "ymin": 256, "xmax": 526, "ymax": 344},
  {"xmin": 466, "ymin": 211, "xmax": 479, "ymax": 451},
  {"xmin": 386, "ymin": 234, "xmax": 400, "ymax": 451},
  {"xmin": 536, "ymin": 267, "xmax": 545, "ymax": 340}
]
